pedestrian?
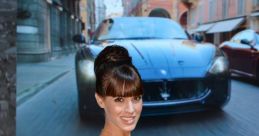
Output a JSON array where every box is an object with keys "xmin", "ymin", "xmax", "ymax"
[{"xmin": 94, "ymin": 45, "xmax": 143, "ymax": 136}]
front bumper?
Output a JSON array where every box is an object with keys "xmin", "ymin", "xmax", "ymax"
[{"xmin": 141, "ymin": 75, "xmax": 231, "ymax": 116}]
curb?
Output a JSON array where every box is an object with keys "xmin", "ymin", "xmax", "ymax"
[{"xmin": 16, "ymin": 70, "xmax": 70, "ymax": 106}]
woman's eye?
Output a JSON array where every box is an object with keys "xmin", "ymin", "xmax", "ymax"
[
  {"xmin": 133, "ymin": 96, "xmax": 142, "ymax": 101},
  {"xmin": 114, "ymin": 97, "xmax": 124, "ymax": 102}
]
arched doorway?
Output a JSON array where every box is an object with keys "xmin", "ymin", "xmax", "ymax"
[
  {"xmin": 148, "ymin": 8, "xmax": 171, "ymax": 18},
  {"xmin": 179, "ymin": 11, "xmax": 187, "ymax": 29}
]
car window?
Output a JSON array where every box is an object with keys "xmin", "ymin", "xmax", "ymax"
[
  {"xmin": 93, "ymin": 17, "xmax": 188, "ymax": 41},
  {"xmin": 231, "ymin": 30, "xmax": 254, "ymax": 42}
]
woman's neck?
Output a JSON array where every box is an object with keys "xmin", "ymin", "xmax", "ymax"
[{"xmin": 100, "ymin": 120, "xmax": 131, "ymax": 136}]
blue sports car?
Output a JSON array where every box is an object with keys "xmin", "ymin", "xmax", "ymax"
[{"xmin": 75, "ymin": 17, "xmax": 231, "ymax": 119}]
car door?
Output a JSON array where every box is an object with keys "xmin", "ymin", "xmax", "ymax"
[
  {"xmin": 232, "ymin": 45, "xmax": 255, "ymax": 76},
  {"xmin": 230, "ymin": 30, "xmax": 256, "ymax": 77}
]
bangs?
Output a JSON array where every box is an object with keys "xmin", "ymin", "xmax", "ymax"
[{"xmin": 102, "ymin": 65, "xmax": 143, "ymax": 97}]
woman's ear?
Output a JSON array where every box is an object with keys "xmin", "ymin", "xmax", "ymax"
[{"xmin": 95, "ymin": 93, "xmax": 105, "ymax": 108}]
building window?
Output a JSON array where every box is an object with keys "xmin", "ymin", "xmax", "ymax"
[
  {"xmin": 209, "ymin": 0, "xmax": 213, "ymax": 21},
  {"xmin": 198, "ymin": 4, "xmax": 203, "ymax": 23},
  {"xmin": 253, "ymin": 0, "xmax": 259, "ymax": 10},
  {"xmin": 237, "ymin": 0, "xmax": 245, "ymax": 15},
  {"xmin": 222, "ymin": 0, "xmax": 228, "ymax": 19}
]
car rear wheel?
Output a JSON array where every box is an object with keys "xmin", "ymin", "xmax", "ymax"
[
  {"xmin": 78, "ymin": 95, "xmax": 104, "ymax": 122},
  {"xmin": 212, "ymin": 104, "xmax": 224, "ymax": 110},
  {"xmin": 78, "ymin": 94, "xmax": 89, "ymax": 121}
]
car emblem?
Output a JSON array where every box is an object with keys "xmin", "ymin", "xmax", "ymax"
[{"xmin": 159, "ymin": 81, "xmax": 170, "ymax": 100}]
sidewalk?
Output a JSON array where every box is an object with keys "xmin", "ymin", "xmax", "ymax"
[{"xmin": 17, "ymin": 53, "xmax": 76, "ymax": 105}]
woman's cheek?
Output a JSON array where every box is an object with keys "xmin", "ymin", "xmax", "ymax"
[
  {"xmin": 135, "ymin": 101, "xmax": 143, "ymax": 113},
  {"xmin": 109, "ymin": 103, "xmax": 124, "ymax": 114}
]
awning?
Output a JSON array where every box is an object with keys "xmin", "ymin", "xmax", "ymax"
[
  {"xmin": 251, "ymin": 12, "xmax": 259, "ymax": 17},
  {"xmin": 207, "ymin": 17, "xmax": 245, "ymax": 33},
  {"xmin": 194, "ymin": 23, "xmax": 215, "ymax": 32}
]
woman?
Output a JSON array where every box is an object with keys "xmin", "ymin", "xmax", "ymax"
[{"xmin": 94, "ymin": 45, "xmax": 143, "ymax": 136}]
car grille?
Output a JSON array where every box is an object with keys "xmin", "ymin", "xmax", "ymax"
[{"xmin": 142, "ymin": 79, "xmax": 210, "ymax": 102}]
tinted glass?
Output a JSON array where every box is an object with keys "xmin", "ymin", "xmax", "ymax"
[
  {"xmin": 94, "ymin": 17, "xmax": 188, "ymax": 41},
  {"xmin": 231, "ymin": 30, "xmax": 254, "ymax": 42}
]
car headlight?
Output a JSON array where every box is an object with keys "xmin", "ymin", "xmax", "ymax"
[
  {"xmin": 79, "ymin": 60, "xmax": 95, "ymax": 79},
  {"xmin": 208, "ymin": 49, "xmax": 229, "ymax": 75}
]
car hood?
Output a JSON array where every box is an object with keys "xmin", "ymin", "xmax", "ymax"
[{"xmin": 92, "ymin": 39, "xmax": 216, "ymax": 80}]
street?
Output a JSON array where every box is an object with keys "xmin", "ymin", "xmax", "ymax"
[{"xmin": 16, "ymin": 55, "xmax": 259, "ymax": 136}]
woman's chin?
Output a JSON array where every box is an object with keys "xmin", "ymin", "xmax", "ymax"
[{"xmin": 120, "ymin": 125, "xmax": 136, "ymax": 132}]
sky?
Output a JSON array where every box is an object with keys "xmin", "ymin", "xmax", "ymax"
[{"xmin": 104, "ymin": 0, "xmax": 124, "ymax": 17}]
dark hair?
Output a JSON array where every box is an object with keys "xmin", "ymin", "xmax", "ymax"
[{"xmin": 94, "ymin": 45, "xmax": 143, "ymax": 97}]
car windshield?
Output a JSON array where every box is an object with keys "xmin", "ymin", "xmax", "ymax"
[{"xmin": 93, "ymin": 17, "xmax": 188, "ymax": 41}]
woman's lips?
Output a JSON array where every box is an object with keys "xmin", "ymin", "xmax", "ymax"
[{"xmin": 120, "ymin": 116, "xmax": 136, "ymax": 125}]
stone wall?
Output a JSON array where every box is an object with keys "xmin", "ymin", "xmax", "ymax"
[{"xmin": 0, "ymin": 0, "xmax": 17, "ymax": 136}]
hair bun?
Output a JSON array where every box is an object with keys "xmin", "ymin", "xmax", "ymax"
[
  {"xmin": 94, "ymin": 45, "xmax": 132, "ymax": 74},
  {"xmin": 105, "ymin": 45, "xmax": 131, "ymax": 63}
]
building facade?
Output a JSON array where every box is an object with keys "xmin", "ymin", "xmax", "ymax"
[
  {"xmin": 17, "ymin": 0, "xmax": 83, "ymax": 62},
  {"xmin": 187, "ymin": 0, "xmax": 259, "ymax": 45},
  {"xmin": 86, "ymin": 0, "xmax": 96, "ymax": 35},
  {"xmin": 122, "ymin": 0, "xmax": 189, "ymax": 28},
  {"xmin": 80, "ymin": 0, "xmax": 88, "ymax": 39},
  {"xmin": 95, "ymin": 0, "xmax": 106, "ymax": 28}
]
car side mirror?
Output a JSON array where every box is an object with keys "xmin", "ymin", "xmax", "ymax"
[
  {"xmin": 73, "ymin": 34, "xmax": 86, "ymax": 44},
  {"xmin": 192, "ymin": 33, "xmax": 204, "ymax": 43}
]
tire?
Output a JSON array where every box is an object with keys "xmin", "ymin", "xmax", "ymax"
[
  {"xmin": 78, "ymin": 94, "xmax": 88, "ymax": 121},
  {"xmin": 78, "ymin": 95, "xmax": 88, "ymax": 121},
  {"xmin": 212, "ymin": 104, "xmax": 224, "ymax": 111},
  {"xmin": 75, "ymin": 58, "xmax": 88, "ymax": 121},
  {"xmin": 78, "ymin": 95, "xmax": 104, "ymax": 122}
]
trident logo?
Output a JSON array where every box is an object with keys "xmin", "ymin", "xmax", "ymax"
[{"xmin": 159, "ymin": 81, "xmax": 170, "ymax": 100}]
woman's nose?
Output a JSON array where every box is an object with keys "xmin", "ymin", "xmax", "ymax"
[{"xmin": 125, "ymin": 100, "xmax": 135, "ymax": 113}]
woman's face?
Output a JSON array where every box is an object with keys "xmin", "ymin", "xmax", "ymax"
[{"xmin": 96, "ymin": 94, "xmax": 143, "ymax": 132}]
